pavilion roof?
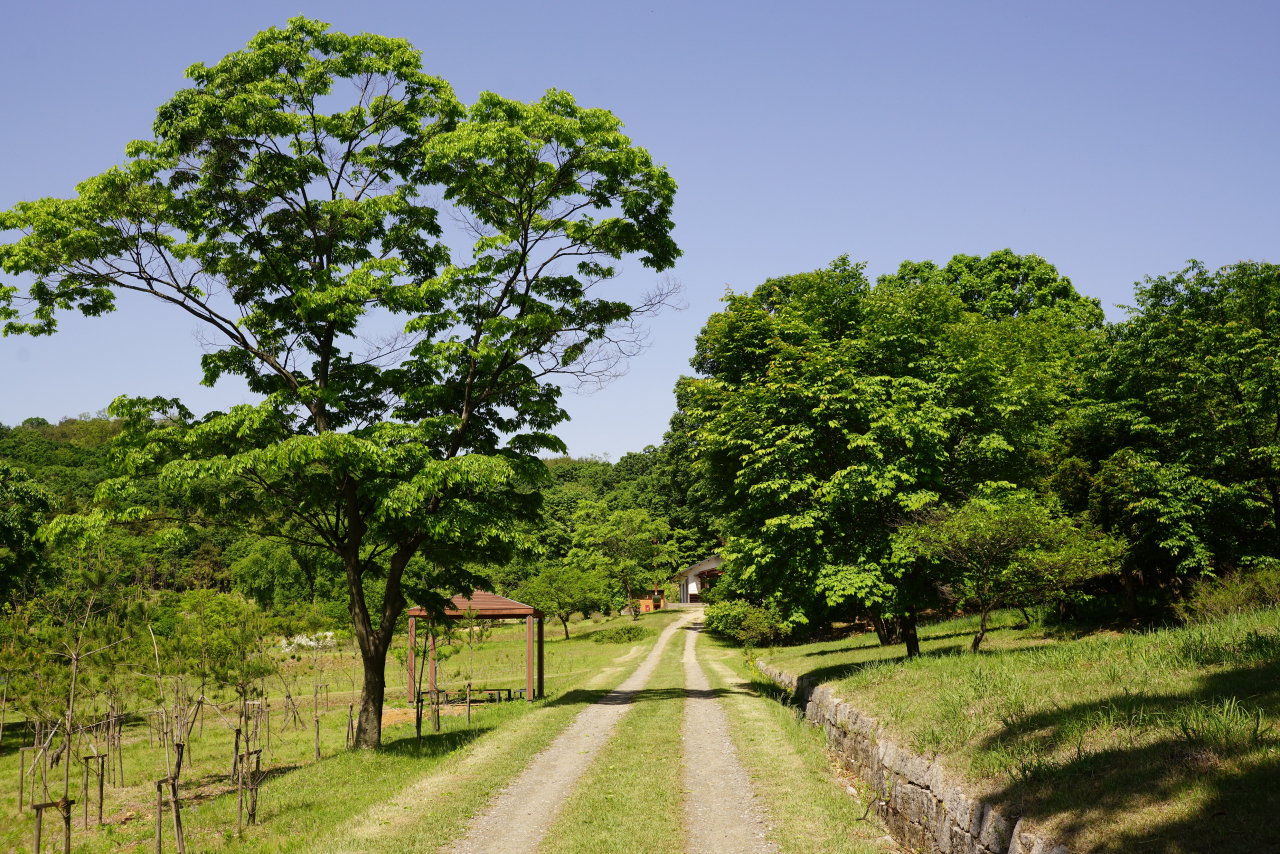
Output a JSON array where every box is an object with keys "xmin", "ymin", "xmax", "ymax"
[{"xmin": 407, "ymin": 591, "xmax": 541, "ymax": 619}]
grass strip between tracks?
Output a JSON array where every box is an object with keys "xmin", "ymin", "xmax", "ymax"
[{"xmin": 538, "ymin": 621, "xmax": 688, "ymax": 854}]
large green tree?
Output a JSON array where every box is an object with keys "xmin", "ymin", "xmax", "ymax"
[
  {"xmin": 0, "ymin": 19, "xmax": 678, "ymax": 745},
  {"xmin": 1057, "ymin": 260, "xmax": 1280, "ymax": 612},
  {"xmin": 683, "ymin": 251, "xmax": 1103, "ymax": 644},
  {"xmin": 567, "ymin": 501, "xmax": 674, "ymax": 617}
]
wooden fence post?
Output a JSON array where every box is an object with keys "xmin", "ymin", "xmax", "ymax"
[
  {"xmin": 82, "ymin": 758, "xmax": 89, "ymax": 829},
  {"xmin": 31, "ymin": 802, "xmax": 43, "ymax": 854},
  {"xmin": 168, "ymin": 777, "xmax": 186, "ymax": 854}
]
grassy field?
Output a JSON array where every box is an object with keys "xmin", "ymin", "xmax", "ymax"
[
  {"xmin": 757, "ymin": 607, "xmax": 1280, "ymax": 853},
  {"xmin": 0, "ymin": 609, "xmax": 681, "ymax": 853}
]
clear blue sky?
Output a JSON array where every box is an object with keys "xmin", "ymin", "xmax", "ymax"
[{"xmin": 3, "ymin": 1, "xmax": 1277, "ymax": 457}]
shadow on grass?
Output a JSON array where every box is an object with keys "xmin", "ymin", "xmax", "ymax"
[
  {"xmin": 972, "ymin": 658, "xmax": 1280, "ymax": 853},
  {"xmin": 380, "ymin": 724, "xmax": 492, "ymax": 756},
  {"xmin": 773, "ymin": 643, "xmax": 969, "ymax": 689}
]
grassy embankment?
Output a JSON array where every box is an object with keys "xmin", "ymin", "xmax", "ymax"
[
  {"xmin": 756, "ymin": 608, "xmax": 1280, "ymax": 853},
  {"xmin": 0, "ymin": 610, "xmax": 680, "ymax": 853}
]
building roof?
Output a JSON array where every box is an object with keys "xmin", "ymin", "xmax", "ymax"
[
  {"xmin": 677, "ymin": 554, "xmax": 724, "ymax": 579},
  {"xmin": 406, "ymin": 591, "xmax": 542, "ymax": 619}
]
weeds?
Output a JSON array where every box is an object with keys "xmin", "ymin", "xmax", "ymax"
[{"xmin": 1173, "ymin": 697, "xmax": 1274, "ymax": 751}]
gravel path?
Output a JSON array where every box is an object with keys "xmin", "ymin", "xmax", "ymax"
[
  {"xmin": 449, "ymin": 611, "xmax": 697, "ymax": 854},
  {"xmin": 682, "ymin": 619, "xmax": 778, "ymax": 854}
]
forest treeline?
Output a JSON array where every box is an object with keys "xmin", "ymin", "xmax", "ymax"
[
  {"xmin": 681, "ymin": 250, "xmax": 1280, "ymax": 649},
  {"xmin": 7, "ymin": 249, "xmax": 1280, "ymax": 661},
  {"xmin": 0, "ymin": 417, "xmax": 716, "ymax": 633}
]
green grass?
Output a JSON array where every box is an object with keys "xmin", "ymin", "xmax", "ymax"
[
  {"xmin": 757, "ymin": 608, "xmax": 1280, "ymax": 853},
  {"xmin": 697, "ymin": 635, "xmax": 883, "ymax": 854},
  {"xmin": 0, "ymin": 609, "xmax": 682, "ymax": 853},
  {"xmin": 539, "ymin": 623, "xmax": 687, "ymax": 854}
]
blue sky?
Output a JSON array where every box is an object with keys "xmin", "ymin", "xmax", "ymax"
[{"xmin": 2, "ymin": 1, "xmax": 1277, "ymax": 457}]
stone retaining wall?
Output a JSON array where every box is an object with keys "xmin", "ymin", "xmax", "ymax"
[{"xmin": 756, "ymin": 659, "xmax": 1068, "ymax": 854}]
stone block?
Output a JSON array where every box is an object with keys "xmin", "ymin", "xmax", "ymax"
[
  {"xmin": 970, "ymin": 802, "xmax": 989, "ymax": 839},
  {"xmin": 950, "ymin": 822, "xmax": 975, "ymax": 854},
  {"xmin": 934, "ymin": 811, "xmax": 953, "ymax": 853},
  {"xmin": 978, "ymin": 807, "xmax": 1013, "ymax": 852}
]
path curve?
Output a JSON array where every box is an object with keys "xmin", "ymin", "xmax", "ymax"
[
  {"xmin": 449, "ymin": 611, "xmax": 697, "ymax": 854},
  {"xmin": 682, "ymin": 618, "xmax": 778, "ymax": 854}
]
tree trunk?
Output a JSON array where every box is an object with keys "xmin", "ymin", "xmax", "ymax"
[
  {"xmin": 870, "ymin": 614, "xmax": 903, "ymax": 646},
  {"xmin": 560, "ymin": 617, "xmax": 570, "ymax": 640},
  {"xmin": 353, "ymin": 646, "xmax": 387, "ymax": 749},
  {"xmin": 623, "ymin": 578, "xmax": 638, "ymax": 620},
  {"xmin": 903, "ymin": 608, "xmax": 921, "ymax": 659},
  {"xmin": 971, "ymin": 610, "xmax": 991, "ymax": 652},
  {"xmin": 1122, "ymin": 565, "xmax": 1139, "ymax": 619}
]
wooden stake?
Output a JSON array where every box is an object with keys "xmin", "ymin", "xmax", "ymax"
[
  {"xmin": 18, "ymin": 746, "xmax": 27, "ymax": 813},
  {"xmin": 169, "ymin": 777, "xmax": 186, "ymax": 854},
  {"xmin": 96, "ymin": 755, "xmax": 105, "ymax": 825},
  {"xmin": 155, "ymin": 781, "xmax": 163, "ymax": 854},
  {"xmin": 59, "ymin": 797, "xmax": 72, "ymax": 854},
  {"xmin": 31, "ymin": 802, "xmax": 43, "ymax": 854}
]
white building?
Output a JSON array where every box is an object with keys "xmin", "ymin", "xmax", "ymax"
[{"xmin": 677, "ymin": 554, "xmax": 724, "ymax": 603}]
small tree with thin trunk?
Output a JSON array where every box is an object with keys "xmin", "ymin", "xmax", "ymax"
[
  {"xmin": 517, "ymin": 563, "xmax": 605, "ymax": 639},
  {"xmin": 898, "ymin": 492, "xmax": 1121, "ymax": 651}
]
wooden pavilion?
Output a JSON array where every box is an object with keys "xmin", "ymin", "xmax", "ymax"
[{"xmin": 405, "ymin": 592, "xmax": 545, "ymax": 707}]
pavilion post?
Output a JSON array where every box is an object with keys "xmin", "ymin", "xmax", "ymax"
[
  {"xmin": 536, "ymin": 616, "xmax": 544, "ymax": 699},
  {"xmin": 525, "ymin": 617, "xmax": 534, "ymax": 702},
  {"xmin": 407, "ymin": 616, "xmax": 416, "ymax": 704}
]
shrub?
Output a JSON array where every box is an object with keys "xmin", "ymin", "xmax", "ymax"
[
  {"xmin": 1177, "ymin": 562, "xmax": 1280, "ymax": 623},
  {"xmin": 704, "ymin": 600, "xmax": 788, "ymax": 647},
  {"xmin": 591, "ymin": 625, "xmax": 654, "ymax": 644},
  {"xmin": 703, "ymin": 600, "xmax": 751, "ymax": 637}
]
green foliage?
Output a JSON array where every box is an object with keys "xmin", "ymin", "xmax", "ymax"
[
  {"xmin": 567, "ymin": 501, "xmax": 675, "ymax": 617},
  {"xmin": 516, "ymin": 563, "xmax": 605, "ymax": 638},
  {"xmin": 898, "ymin": 490, "xmax": 1122, "ymax": 650},
  {"xmin": 1, "ymin": 17, "xmax": 679, "ymax": 746},
  {"xmin": 1176, "ymin": 562, "xmax": 1280, "ymax": 623},
  {"xmin": 0, "ymin": 459, "xmax": 52, "ymax": 601},
  {"xmin": 703, "ymin": 600, "xmax": 788, "ymax": 647},
  {"xmin": 683, "ymin": 251, "xmax": 1102, "ymax": 634},
  {"xmin": 1062, "ymin": 260, "xmax": 1280, "ymax": 606},
  {"xmin": 589, "ymin": 624, "xmax": 653, "ymax": 644}
]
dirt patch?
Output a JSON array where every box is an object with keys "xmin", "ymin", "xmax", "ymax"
[{"xmin": 613, "ymin": 644, "xmax": 645, "ymax": 662}]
